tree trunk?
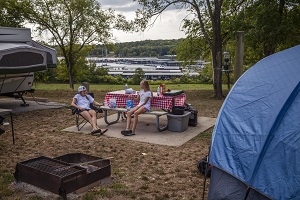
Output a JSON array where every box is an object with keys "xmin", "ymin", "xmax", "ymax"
[
  {"xmin": 66, "ymin": 56, "xmax": 74, "ymax": 89},
  {"xmin": 234, "ymin": 31, "xmax": 245, "ymax": 82},
  {"xmin": 212, "ymin": 47, "xmax": 223, "ymax": 99},
  {"xmin": 68, "ymin": 63, "xmax": 74, "ymax": 89},
  {"xmin": 211, "ymin": 1, "xmax": 223, "ymax": 99}
]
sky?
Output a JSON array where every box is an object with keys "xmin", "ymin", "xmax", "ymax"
[{"xmin": 99, "ymin": 0, "xmax": 188, "ymax": 42}]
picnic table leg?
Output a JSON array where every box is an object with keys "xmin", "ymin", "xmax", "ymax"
[
  {"xmin": 103, "ymin": 110, "xmax": 122, "ymax": 125},
  {"xmin": 156, "ymin": 115, "xmax": 168, "ymax": 132}
]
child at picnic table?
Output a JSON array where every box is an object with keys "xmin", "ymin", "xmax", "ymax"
[{"xmin": 121, "ymin": 79, "xmax": 152, "ymax": 136}]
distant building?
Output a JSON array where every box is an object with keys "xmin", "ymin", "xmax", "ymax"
[{"xmin": 87, "ymin": 57, "xmax": 204, "ymax": 80}]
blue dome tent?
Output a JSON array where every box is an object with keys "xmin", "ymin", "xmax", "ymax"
[{"xmin": 208, "ymin": 45, "xmax": 300, "ymax": 199}]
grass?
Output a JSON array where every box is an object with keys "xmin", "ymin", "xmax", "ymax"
[
  {"xmin": 0, "ymin": 172, "xmax": 14, "ymax": 197},
  {"xmin": 33, "ymin": 83, "xmax": 228, "ymax": 91},
  {"xmin": 0, "ymin": 86, "xmax": 224, "ymax": 199}
]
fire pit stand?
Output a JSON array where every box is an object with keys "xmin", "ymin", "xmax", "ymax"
[{"xmin": 14, "ymin": 153, "xmax": 111, "ymax": 199}]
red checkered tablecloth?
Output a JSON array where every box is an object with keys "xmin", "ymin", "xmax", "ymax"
[{"xmin": 104, "ymin": 90, "xmax": 186, "ymax": 110}]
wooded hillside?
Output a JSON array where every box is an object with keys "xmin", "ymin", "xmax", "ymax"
[{"xmin": 91, "ymin": 39, "xmax": 183, "ymax": 57}]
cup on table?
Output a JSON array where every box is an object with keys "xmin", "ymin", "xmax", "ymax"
[
  {"xmin": 109, "ymin": 99, "xmax": 116, "ymax": 108},
  {"xmin": 126, "ymin": 99, "xmax": 134, "ymax": 110}
]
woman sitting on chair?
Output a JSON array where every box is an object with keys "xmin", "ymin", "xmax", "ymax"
[{"xmin": 71, "ymin": 86, "xmax": 108, "ymax": 134}]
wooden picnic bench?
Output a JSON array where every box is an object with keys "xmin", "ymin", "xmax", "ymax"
[{"xmin": 99, "ymin": 106, "xmax": 168, "ymax": 132}]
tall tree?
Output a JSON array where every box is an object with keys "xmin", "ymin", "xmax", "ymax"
[
  {"xmin": 133, "ymin": 0, "xmax": 227, "ymax": 98},
  {"xmin": 242, "ymin": 0, "xmax": 300, "ymax": 58},
  {"xmin": 0, "ymin": 0, "xmax": 26, "ymax": 27},
  {"xmin": 176, "ymin": 36, "xmax": 210, "ymax": 66},
  {"xmin": 132, "ymin": 68, "xmax": 145, "ymax": 84},
  {"xmin": 23, "ymin": 0, "xmax": 120, "ymax": 89}
]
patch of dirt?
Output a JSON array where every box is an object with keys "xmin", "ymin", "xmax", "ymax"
[{"xmin": 0, "ymin": 89, "xmax": 225, "ymax": 199}]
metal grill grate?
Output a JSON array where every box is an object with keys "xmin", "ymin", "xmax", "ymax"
[
  {"xmin": 22, "ymin": 157, "xmax": 82, "ymax": 177},
  {"xmin": 15, "ymin": 154, "xmax": 111, "ymax": 199}
]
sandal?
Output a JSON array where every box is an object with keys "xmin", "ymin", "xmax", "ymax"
[
  {"xmin": 121, "ymin": 129, "xmax": 132, "ymax": 136},
  {"xmin": 91, "ymin": 129, "xmax": 102, "ymax": 134},
  {"xmin": 125, "ymin": 132, "xmax": 135, "ymax": 136}
]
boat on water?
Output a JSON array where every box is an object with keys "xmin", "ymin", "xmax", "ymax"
[{"xmin": 0, "ymin": 27, "xmax": 56, "ymax": 106}]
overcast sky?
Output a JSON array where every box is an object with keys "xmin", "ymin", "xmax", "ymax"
[{"xmin": 99, "ymin": 0, "xmax": 188, "ymax": 42}]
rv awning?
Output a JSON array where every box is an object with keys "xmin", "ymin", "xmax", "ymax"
[{"xmin": 0, "ymin": 42, "xmax": 56, "ymax": 74}]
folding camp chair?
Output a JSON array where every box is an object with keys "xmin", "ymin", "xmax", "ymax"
[{"xmin": 71, "ymin": 93, "xmax": 102, "ymax": 131}]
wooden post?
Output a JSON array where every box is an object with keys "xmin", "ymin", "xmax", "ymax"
[{"xmin": 234, "ymin": 31, "xmax": 245, "ymax": 82}]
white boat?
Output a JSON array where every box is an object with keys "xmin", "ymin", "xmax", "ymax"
[{"xmin": 0, "ymin": 27, "xmax": 56, "ymax": 106}]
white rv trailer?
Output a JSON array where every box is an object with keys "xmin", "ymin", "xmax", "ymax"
[{"xmin": 0, "ymin": 27, "xmax": 56, "ymax": 106}]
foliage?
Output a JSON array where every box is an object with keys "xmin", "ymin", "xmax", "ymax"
[
  {"xmin": 0, "ymin": 172, "xmax": 14, "ymax": 197},
  {"xmin": 176, "ymin": 36, "xmax": 210, "ymax": 66},
  {"xmin": 131, "ymin": 68, "xmax": 145, "ymax": 84},
  {"xmin": 22, "ymin": 0, "xmax": 120, "ymax": 89},
  {"xmin": 179, "ymin": 75, "xmax": 189, "ymax": 84},
  {"xmin": 133, "ymin": 0, "xmax": 227, "ymax": 99},
  {"xmin": 32, "ymin": 83, "xmax": 216, "ymax": 91},
  {"xmin": 198, "ymin": 65, "xmax": 213, "ymax": 84},
  {"xmin": 115, "ymin": 75, "xmax": 125, "ymax": 84},
  {"xmin": 244, "ymin": 0, "xmax": 300, "ymax": 57},
  {"xmin": 95, "ymin": 67, "xmax": 109, "ymax": 76},
  {"xmin": 0, "ymin": 0, "xmax": 26, "ymax": 27},
  {"xmin": 55, "ymin": 45, "xmax": 91, "ymax": 83},
  {"xmin": 224, "ymin": 0, "xmax": 300, "ymax": 65},
  {"xmin": 90, "ymin": 67, "xmax": 109, "ymax": 83},
  {"xmin": 34, "ymin": 68, "xmax": 57, "ymax": 83},
  {"xmin": 112, "ymin": 39, "xmax": 182, "ymax": 57},
  {"xmin": 98, "ymin": 75, "xmax": 119, "ymax": 84}
]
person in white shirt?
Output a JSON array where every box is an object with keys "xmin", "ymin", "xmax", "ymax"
[
  {"xmin": 121, "ymin": 80, "xmax": 152, "ymax": 136},
  {"xmin": 71, "ymin": 86, "xmax": 107, "ymax": 135}
]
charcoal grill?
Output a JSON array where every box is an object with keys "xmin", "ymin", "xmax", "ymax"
[{"xmin": 14, "ymin": 153, "xmax": 111, "ymax": 199}]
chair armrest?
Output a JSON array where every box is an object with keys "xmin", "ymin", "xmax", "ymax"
[
  {"xmin": 71, "ymin": 106, "xmax": 80, "ymax": 115},
  {"xmin": 90, "ymin": 104, "xmax": 103, "ymax": 113}
]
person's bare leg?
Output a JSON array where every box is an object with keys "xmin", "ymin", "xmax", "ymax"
[
  {"xmin": 80, "ymin": 110, "xmax": 97, "ymax": 130},
  {"xmin": 89, "ymin": 110, "xmax": 98, "ymax": 128},
  {"xmin": 126, "ymin": 107, "xmax": 136, "ymax": 130},
  {"xmin": 132, "ymin": 107, "xmax": 146, "ymax": 134}
]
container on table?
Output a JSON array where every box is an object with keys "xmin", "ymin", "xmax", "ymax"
[{"xmin": 126, "ymin": 99, "xmax": 134, "ymax": 110}]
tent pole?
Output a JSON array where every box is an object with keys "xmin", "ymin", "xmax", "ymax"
[{"xmin": 201, "ymin": 158, "xmax": 210, "ymax": 200}]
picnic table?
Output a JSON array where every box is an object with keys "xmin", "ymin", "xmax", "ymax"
[
  {"xmin": 101, "ymin": 90, "xmax": 186, "ymax": 132},
  {"xmin": 104, "ymin": 90, "xmax": 186, "ymax": 110}
]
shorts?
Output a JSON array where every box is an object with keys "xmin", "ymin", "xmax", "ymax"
[{"xmin": 78, "ymin": 108, "xmax": 90, "ymax": 113}]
